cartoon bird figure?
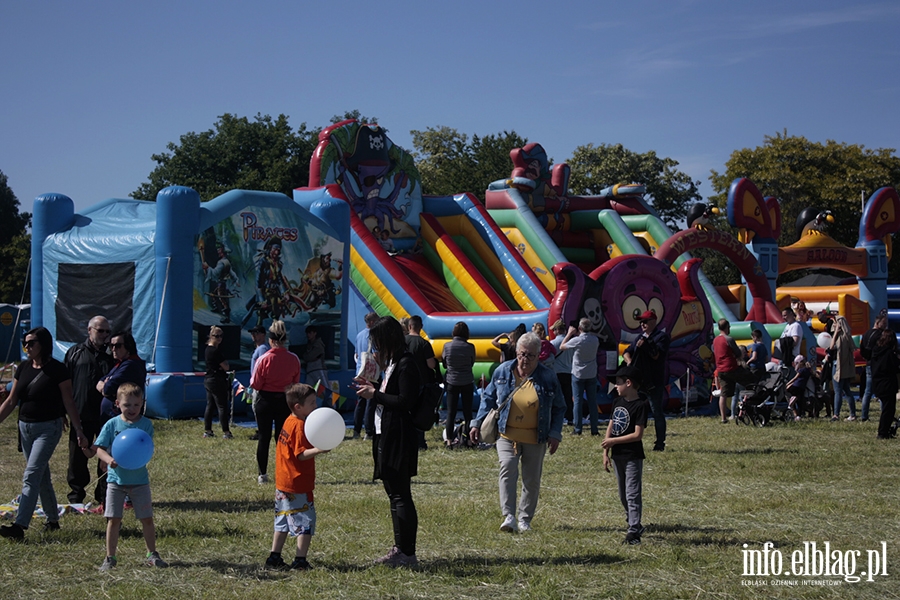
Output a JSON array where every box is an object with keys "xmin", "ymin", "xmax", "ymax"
[
  {"xmin": 686, "ymin": 203, "xmax": 719, "ymax": 229},
  {"xmin": 795, "ymin": 208, "xmax": 834, "ymax": 238}
]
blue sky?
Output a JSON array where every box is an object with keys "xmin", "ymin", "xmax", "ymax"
[{"xmin": 2, "ymin": 0, "xmax": 898, "ymax": 213}]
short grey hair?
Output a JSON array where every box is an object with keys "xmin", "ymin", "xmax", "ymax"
[
  {"xmin": 516, "ymin": 332, "xmax": 541, "ymax": 355},
  {"xmin": 578, "ymin": 317, "xmax": 591, "ymax": 332}
]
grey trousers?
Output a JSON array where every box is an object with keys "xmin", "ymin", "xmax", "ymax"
[
  {"xmin": 612, "ymin": 457, "xmax": 643, "ymax": 534},
  {"xmin": 496, "ymin": 437, "xmax": 546, "ymax": 523}
]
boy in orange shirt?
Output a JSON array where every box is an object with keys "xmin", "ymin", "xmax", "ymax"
[{"xmin": 264, "ymin": 383, "xmax": 329, "ymax": 570}]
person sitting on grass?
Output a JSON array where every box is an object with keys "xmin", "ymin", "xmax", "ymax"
[
  {"xmin": 265, "ymin": 383, "xmax": 330, "ymax": 571},
  {"xmin": 786, "ymin": 355, "xmax": 812, "ymax": 421},
  {"xmin": 87, "ymin": 382, "xmax": 167, "ymax": 571},
  {"xmin": 602, "ymin": 365, "xmax": 649, "ymax": 545}
]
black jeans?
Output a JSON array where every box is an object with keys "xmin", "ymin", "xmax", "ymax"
[
  {"xmin": 877, "ymin": 394, "xmax": 897, "ymax": 439},
  {"xmin": 445, "ymin": 382, "xmax": 474, "ymax": 441},
  {"xmin": 255, "ymin": 391, "xmax": 290, "ymax": 475},
  {"xmin": 204, "ymin": 377, "xmax": 231, "ymax": 433},
  {"xmin": 556, "ymin": 373, "xmax": 573, "ymax": 422},
  {"xmin": 354, "ymin": 397, "xmax": 373, "ymax": 436},
  {"xmin": 66, "ymin": 420, "xmax": 104, "ymax": 504},
  {"xmin": 382, "ymin": 472, "xmax": 417, "ymax": 556}
]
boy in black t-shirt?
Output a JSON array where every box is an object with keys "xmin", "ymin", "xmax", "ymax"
[{"xmin": 602, "ymin": 365, "xmax": 649, "ymax": 545}]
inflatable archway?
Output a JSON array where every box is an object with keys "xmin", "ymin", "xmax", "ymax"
[{"xmin": 655, "ymin": 229, "xmax": 782, "ymax": 323}]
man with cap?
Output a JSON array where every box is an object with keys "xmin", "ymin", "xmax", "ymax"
[
  {"xmin": 622, "ymin": 310, "xmax": 671, "ymax": 451},
  {"xmin": 247, "ymin": 325, "xmax": 270, "ymax": 440}
]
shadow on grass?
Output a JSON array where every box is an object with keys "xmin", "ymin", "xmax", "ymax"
[
  {"xmin": 649, "ymin": 522, "xmax": 748, "ymax": 546},
  {"xmin": 154, "ymin": 500, "xmax": 265, "ymax": 513},
  {"xmin": 322, "ymin": 551, "xmax": 625, "ymax": 577},
  {"xmin": 170, "ymin": 552, "xmax": 624, "ymax": 578},
  {"xmin": 688, "ymin": 447, "xmax": 799, "ymax": 455}
]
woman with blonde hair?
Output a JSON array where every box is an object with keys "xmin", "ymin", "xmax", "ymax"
[
  {"xmin": 203, "ymin": 325, "xmax": 232, "ymax": 439},
  {"xmin": 828, "ymin": 316, "xmax": 857, "ymax": 421}
]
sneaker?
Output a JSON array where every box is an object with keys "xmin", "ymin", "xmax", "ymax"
[
  {"xmin": 222, "ymin": 431, "xmax": 233, "ymax": 440},
  {"xmin": 249, "ymin": 431, "xmax": 260, "ymax": 440},
  {"xmin": 831, "ymin": 416, "xmax": 839, "ymax": 422},
  {"xmin": 264, "ymin": 554, "xmax": 288, "ymax": 570},
  {"xmin": 258, "ymin": 474, "xmax": 268, "ymax": 484},
  {"xmin": 99, "ymin": 556, "xmax": 117, "ymax": 572},
  {"xmin": 570, "ymin": 430, "xmax": 582, "ymax": 436},
  {"xmin": 290, "ymin": 557, "xmax": 312, "ymax": 570},
  {"xmin": 845, "ymin": 415, "xmax": 856, "ymax": 422},
  {"xmin": 624, "ymin": 534, "xmax": 642, "ymax": 545},
  {"xmin": 351, "ymin": 431, "xmax": 360, "ymax": 439},
  {"xmin": 0, "ymin": 524, "xmax": 25, "ymax": 540},
  {"xmin": 43, "ymin": 521, "xmax": 60, "ymax": 532},
  {"xmin": 363, "ymin": 433, "xmax": 373, "ymax": 441},
  {"xmin": 374, "ymin": 546, "xmax": 402, "ymax": 565},
  {"xmin": 203, "ymin": 430, "xmax": 215, "ymax": 438},
  {"xmin": 499, "ymin": 515, "xmax": 518, "ymax": 533},
  {"xmin": 518, "ymin": 520, "xmax": 531, "ymax": 532},
  {"xmin": 146, "ymin": 551, "xmax": 168, "ymax": 568},
  {"xmin": 652, "ymin": 443, "xmax": 665, "ymax": 452},
  {"xmin": 374, "ymin": 546, "xmax": 417, "ymax": 568}
]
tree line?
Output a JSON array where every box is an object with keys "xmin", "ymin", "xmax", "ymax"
[{"xmin": 2, "ymin": 114, "xmax": 900, "ymax": 303}]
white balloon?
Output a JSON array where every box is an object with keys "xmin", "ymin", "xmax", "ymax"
[
  {"xmin": 817, "ymin": 332, "xmax": 833, "ymax": 349},
  {"xmin": 304, "ymin": 408, "xmax": 345, "ymax": 451}
]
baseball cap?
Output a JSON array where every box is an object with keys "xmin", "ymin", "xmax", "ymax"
[{"xmin": 639, "ymin": 310, "xmax": 657, "ymax": 322}]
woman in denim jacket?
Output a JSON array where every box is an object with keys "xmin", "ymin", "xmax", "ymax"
[{"xmin": 470, "ymin": 332, "xmax": 565, "ymax": 533}]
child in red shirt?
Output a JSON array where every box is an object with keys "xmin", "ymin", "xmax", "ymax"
[{"xmin": 264, "ymin": 383, "xmax": 329, "ymax": 571}]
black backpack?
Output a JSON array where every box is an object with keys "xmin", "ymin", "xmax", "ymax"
[{"xmin": 409, "ymin": 359, "xmax": 443, "ymax": 431}]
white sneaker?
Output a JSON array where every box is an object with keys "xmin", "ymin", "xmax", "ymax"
[
  {"xmin": 845, "ymin": 415, "xmax": 857, "ymax": 422},
  {"xmin": 499, "ymin": 515, "xmax": 518, "ymax": 533},
  {"xmin": 257, "ymin": 474, "xmax": 268, "ymax": 484},
  {"xmin": 518, "ymin": 520, "xmax": 531, "ymax": 532}
]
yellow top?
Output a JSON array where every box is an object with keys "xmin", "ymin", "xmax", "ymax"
[{"xmin": 501, "ymin": 375, "xmax": 539, "ymax": 444}]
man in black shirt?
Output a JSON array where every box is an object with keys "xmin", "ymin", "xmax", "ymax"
[
  {"xmin": 406, "ymin": 315, "xmax": 438, "ymax": 450},
  {"xmin": 64, "ymin": 316, "xmax": 113, "ymax": 505}
]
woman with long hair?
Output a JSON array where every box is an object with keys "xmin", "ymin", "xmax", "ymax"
[
  {"xmin": 250, "ymin": 320, "xmax": 301, "ymax": 484},
  {"xmin": 0, "ymin": 327, "xmax": 87, "ymax": 540},
  {"xmin": 203, "ymin": 326, "xmax": 232, "ymax": 439},
  {"xmin": 829, "ymin": 316, "xmax": 858, "ymax": 421},
  {"xmin": 491, "ymin": 323, "xmax": 526, "ymax": 362},
  {"xmin": 354, "ymin": 316, "xmax": 422, "ymax": 567}
]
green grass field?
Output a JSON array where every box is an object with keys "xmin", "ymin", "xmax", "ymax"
[{"xmin": 0, "ymin": 410, "xmax": 897, "ymax": 599}]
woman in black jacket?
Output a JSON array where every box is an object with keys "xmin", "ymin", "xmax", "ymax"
[
  {"xmin": 354, "ymin": 316, "xmax": 422, "ymax": 567},
  {"xmin": 870, "ymin": 328, "xmax": 899, "ymax": 439}
]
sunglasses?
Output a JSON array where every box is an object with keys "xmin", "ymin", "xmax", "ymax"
[
  {"xmin": 210, "ymin": 333, "xmax": 223, "ymax": 338},
  {"xmin": 92, "ymin": 327, "xmax": 111, "ymax": 334},
  {"xmin": 110, "ymin": 342, "xmax": 125, "ymax": 349},
  {"xmin": 23, "ymin": 339, "xmax": 38, "ymax": 348},
  {"xmin": 517, "ymin": 352, "xmax": 537, "ymax": 360}
]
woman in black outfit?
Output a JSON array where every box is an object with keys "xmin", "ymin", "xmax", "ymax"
[
  {"xmin": 441, "ymin": 321, "xmax": 476, "ymax": 446},
  {"xmin": 203, "ymin": 326, "xmax": 232, "ymax": 439},
  {"xmin": 870, "ymin": 328, "xmax": 899, "ymax": 439},
  {"xmin": 0, "ymin": 327, "xmax": 87, "ymax": 540},
  {"xmin": 354, "ymin": 316, "xmax": 422, "ymax": 567}
]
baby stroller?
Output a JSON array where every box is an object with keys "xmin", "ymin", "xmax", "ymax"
[{"xmin": 736, "ymin": 365, "xmax": 789, "ymax": 427}]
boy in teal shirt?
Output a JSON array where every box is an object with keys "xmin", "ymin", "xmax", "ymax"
[{"xmin": 87, "ymin": 382, "xmax": 167, "ymax": 571}]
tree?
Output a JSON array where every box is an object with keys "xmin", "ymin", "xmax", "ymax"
[
  {"xmin": 709, "ymin": 131, "xmax": 900, "ymax": 283},
  {"xmin": 566, "ymin": 143, "xmax": 702, "ymax": 229},
  {"xmin": 132, "ymin": 113, "xmax": 320, "ymax": 201},
  {"xmin": 410, "ymin": 127, "xmax": 528, "ymax": 200},
  {"xmin": 0, "ymin": 170, "xmax": 31, "ymax": 304}
]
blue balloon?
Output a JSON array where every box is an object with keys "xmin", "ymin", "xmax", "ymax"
[{"xmin": 111, "ymin": 429, "xmax": 154, "ymax": 470}]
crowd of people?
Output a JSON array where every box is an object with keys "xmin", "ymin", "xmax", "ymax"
[{"xmin": 0, "ymin": 301, "xmax": 895, "ymax": 572}]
